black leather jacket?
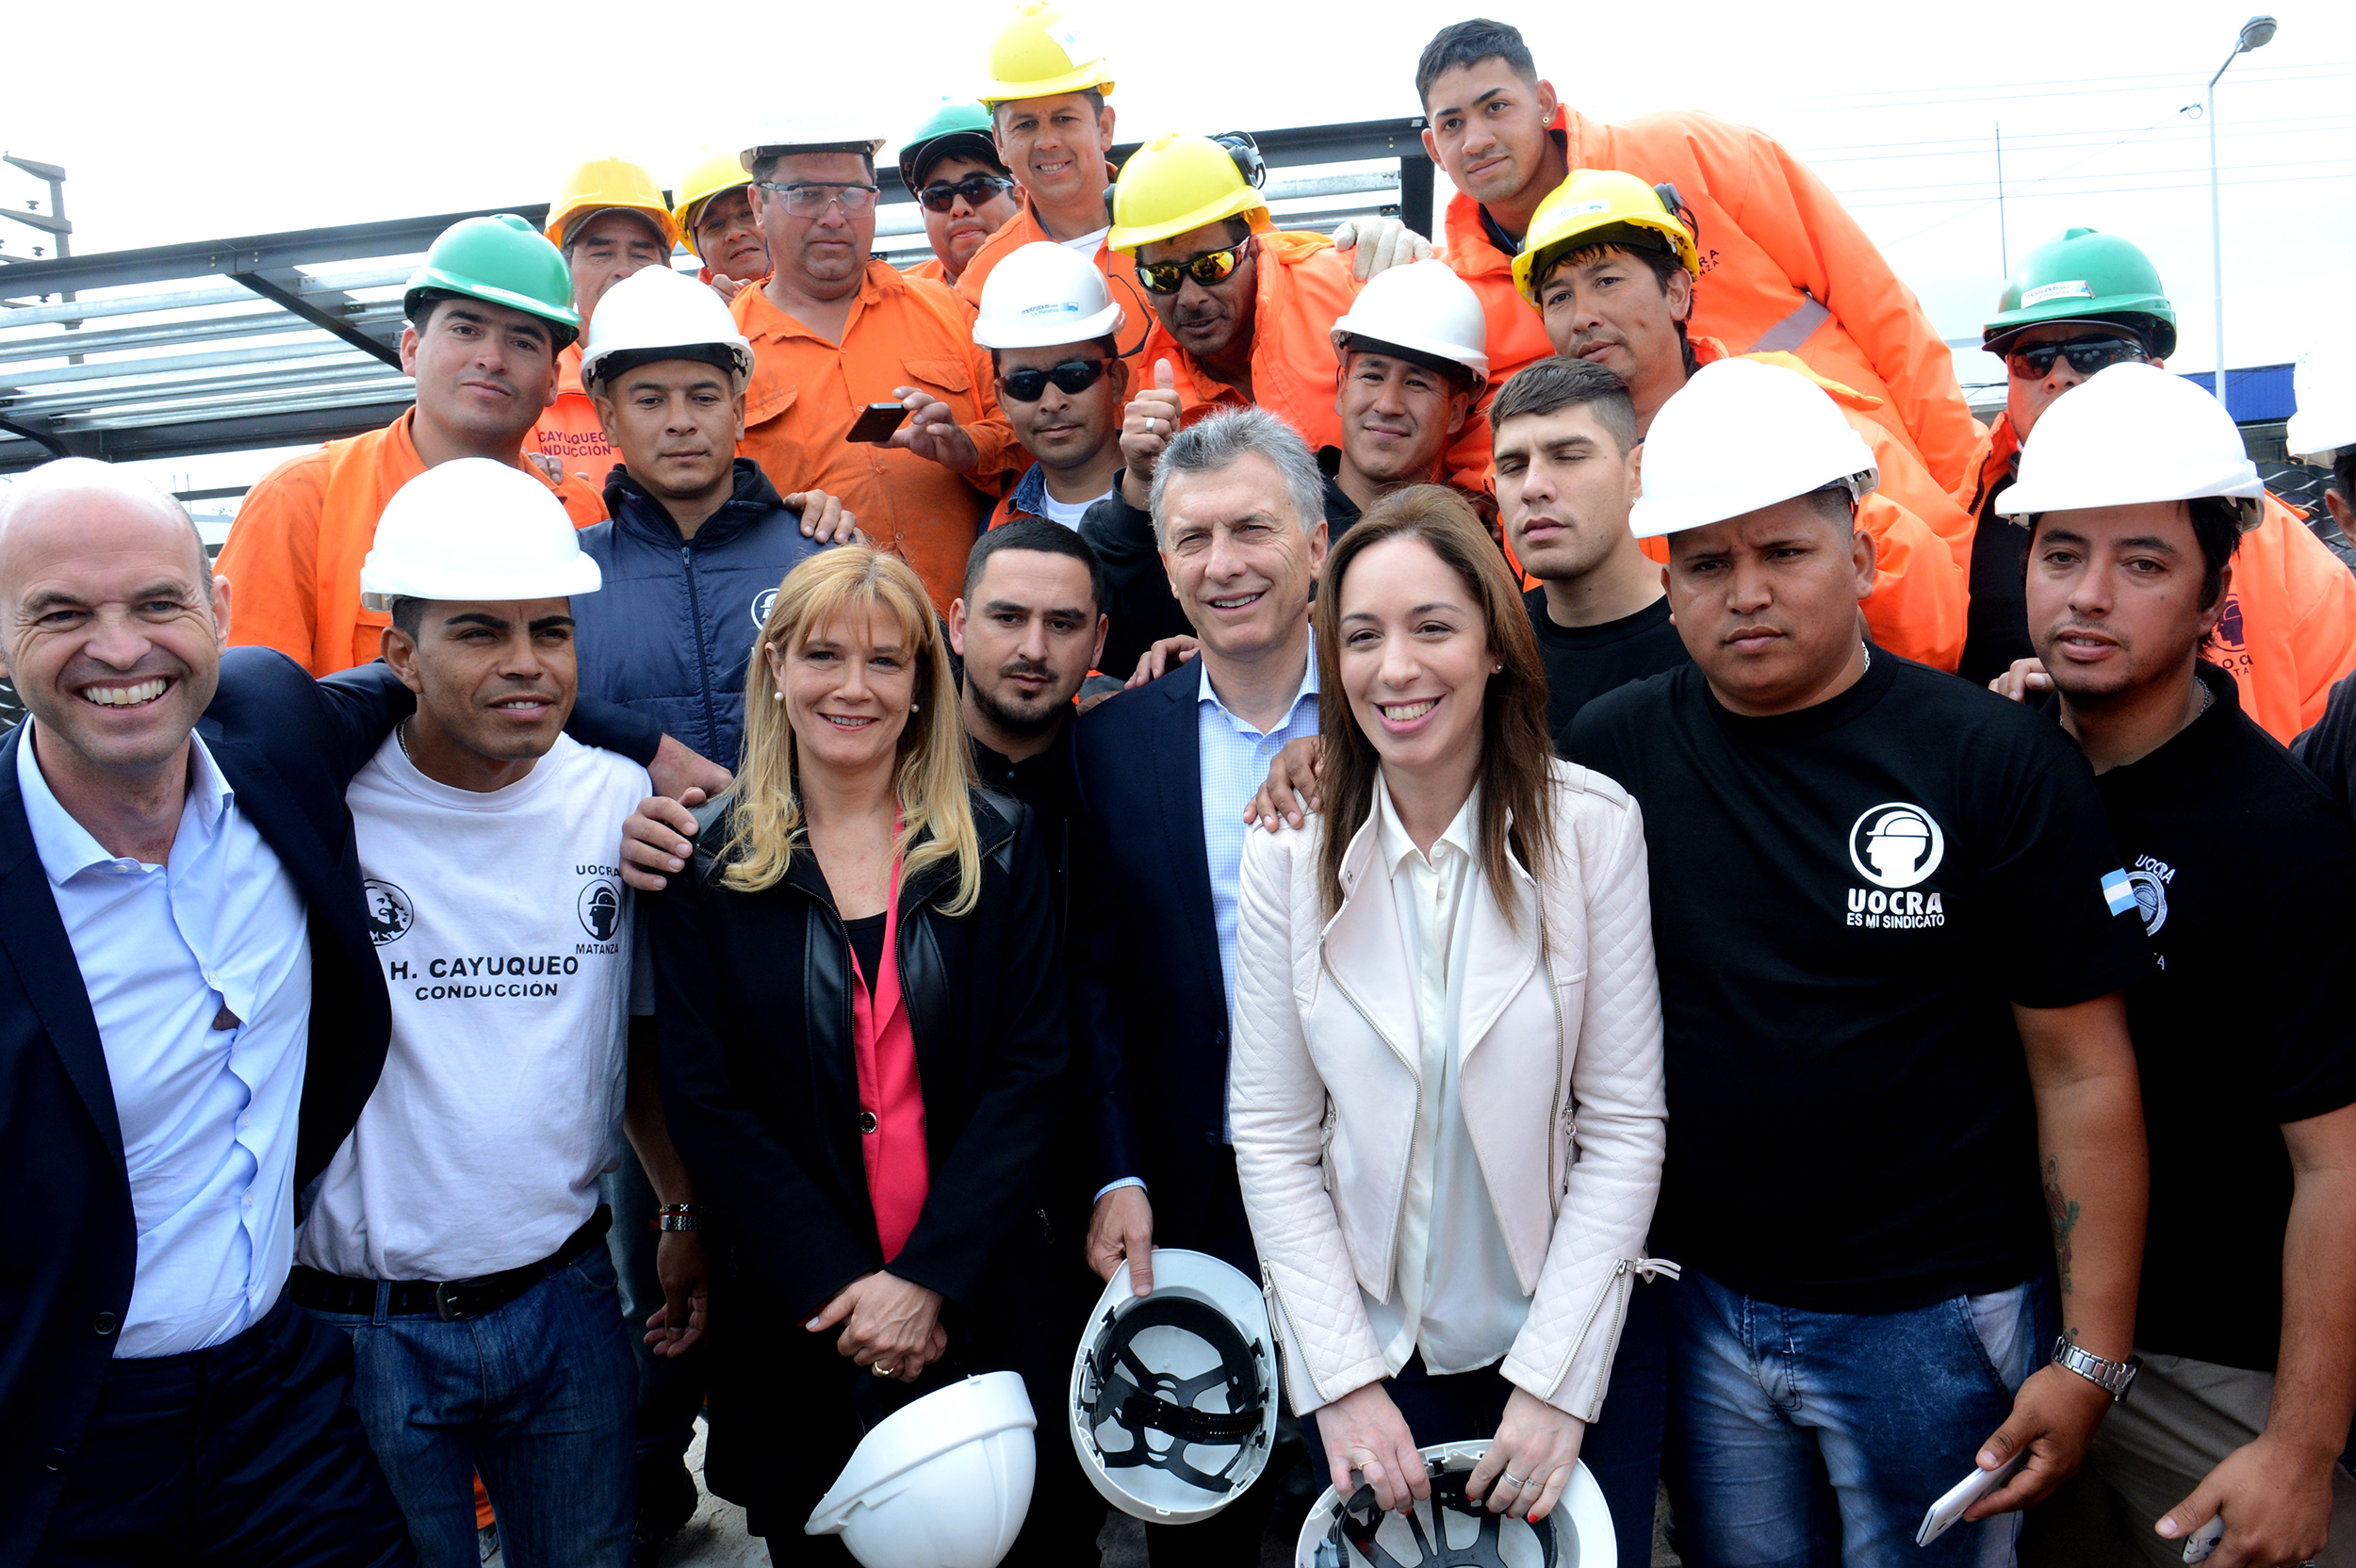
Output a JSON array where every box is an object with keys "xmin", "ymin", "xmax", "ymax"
[{"xmin": 647, "ymin": 787, "xmax": 1069, "ymax": 1322}]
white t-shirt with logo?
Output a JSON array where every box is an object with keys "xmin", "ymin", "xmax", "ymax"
[{"xmin": 296, "ymin": 732, "xmax": 650, "ymax": 1281}]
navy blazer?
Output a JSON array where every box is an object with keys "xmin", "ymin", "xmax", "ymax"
[
  {"xmin": 1068, "ymin": 658, "xmax": 1240, "ymax": 1254},
  {"xmin": 0, "ymin": 650, "xmax": 424, "ymax": 1560}
]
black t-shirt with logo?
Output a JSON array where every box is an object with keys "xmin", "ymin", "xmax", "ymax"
[
  {"xmin": 2090, "ymin": 663, "xmax": 2356, "ymax": 1372},
  {"xmin": 1524, "ymin": 589, "xmax": 1691, "ymax": 756},
  {"xmin": 1567, "ymin": 652, "xmax": 2154, "ymax": 1312}
]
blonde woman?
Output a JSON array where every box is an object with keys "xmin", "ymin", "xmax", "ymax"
[
  {"xmin": 643, "ymin": 547, "xmax": 1082, "ymax": 1564},
  {"xmin": 1230, "ymin": 488, "xmax": 1669, "ymax": 1544}
]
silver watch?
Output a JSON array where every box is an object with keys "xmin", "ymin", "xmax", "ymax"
[{"xmin": 2051, "ymin": 1335, "xmax": 2139, "ymax": 1402}]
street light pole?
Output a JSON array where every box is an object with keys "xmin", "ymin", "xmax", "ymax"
[{"xmin": 2207, "ymin": 14, "xmax": 2278, "ymax": 412}]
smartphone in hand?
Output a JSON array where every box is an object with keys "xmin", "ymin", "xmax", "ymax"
[
  {"xmin": 845, "ymin": 401, "xmax": 909, "ymax": 444},
  {"xmin": 1916, "ymin": 1450, "xmax": 2029, "ymax": 1547}
]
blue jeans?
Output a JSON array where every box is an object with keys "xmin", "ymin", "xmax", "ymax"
[
  {"xmin": 305, "ymin": 1239, "xmax": 637, "ymax": 1568},
  {"xmin": 1662, "ymin": 1268, "xmax": 2053, "ymax": 1568}
]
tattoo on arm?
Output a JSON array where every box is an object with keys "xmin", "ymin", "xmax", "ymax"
[{"xmin": 2044, "ymin": 1154, "xmax": 2081, "ymax": 1297}]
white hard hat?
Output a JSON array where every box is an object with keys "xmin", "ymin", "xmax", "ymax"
[
  {"xmin": 358, "ymin": 459, "xmax": 602, "ymax": 611},
  {"xmin": 804, "ymin": 1371, "xmax": 1038, "ymax": 1568},
  {"xmin": 579, "ymin": 265, "xmax": 755, "ymax": 387},
  {"xmin": 1628, "ymin": 357, "xmax": 1879, "ymax": 540},
  {"xmin": 1070, "ymin": 1249, "xmax": 1278, "ymax": 1526},
  {"xmin": 2288, "ymin": 341, "xmax": 2356, "ymax": 465},
  {"xmin": 1295, "ymin": 1440, "xmax": 1615, "ymax": 1568},
  {"xmin": 1329, "ymin": 260, "xmax": 1491, "ymax": 389},
  {"xmin": 973, "ymin": 241, "xmax": 1124, "ymax": 351},
  {"xmin": 1996, "ymin": 361, "xmax": 2266, "ymax": 531},
  {"xmin": 740, "ymin": 129, "xmax": 889, "ymax": 172}
]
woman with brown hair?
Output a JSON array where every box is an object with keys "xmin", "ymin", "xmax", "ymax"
[
  {"xmin": 1229, "ymin": 486, "xmax": 1669, "ymax": 1535},
  {"xmin": 644, "ymin": 547, "xmax": 1087, "ymax": 1563}
]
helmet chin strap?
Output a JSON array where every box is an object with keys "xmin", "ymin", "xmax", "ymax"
[{"xmin": 1320, "ymin": 1469, "xmax": 1561, "ymax": 1568}]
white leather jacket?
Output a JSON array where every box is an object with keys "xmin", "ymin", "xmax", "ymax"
[{"xmin": 1230, "ymin": 760, "xmax": 1669, "ymax": 1418}]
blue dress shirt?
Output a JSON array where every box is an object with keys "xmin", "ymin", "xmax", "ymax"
[
  {"xmin": 1198, "ymin": 635, "xmax": 1320, "ymax": 1138},
  {"xmin": 17, "ymin": 721, "xmax": 312, "ymax": 1357}
]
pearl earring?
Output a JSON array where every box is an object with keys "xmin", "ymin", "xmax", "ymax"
[
  {"xmin": 911, "ymin": 701, "xmax": 921, "ymax": 712},
  {"xmin": 771, "ymin": 690, "xmax": 783, "ymax": 701}
]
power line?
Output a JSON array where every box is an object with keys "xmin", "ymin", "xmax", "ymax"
[
  {"xmin": 1837, "ymin": 154, "xmax": 2356, "ymax": 199},
  {"xmin": 1858, "ymin": 168, "xmax": 2355, "ymax": 216},
  {"xmin": 1789, "ymin": 58, "xmax": 2356, "ymax": 104},
  {"xmin": 1803, "ymin": 116, "xmax": 2356, "ymax": 164}
]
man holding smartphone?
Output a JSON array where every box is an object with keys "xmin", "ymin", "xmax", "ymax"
[
  {"xmin": 729, "ymin": 129, "xmax": 1023, "ymax": 612},
  {"xmin": 1996, "ymin": 366, "xmax": 2356, "ymax": 1568}
]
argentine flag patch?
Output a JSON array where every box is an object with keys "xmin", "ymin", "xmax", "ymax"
[{"xmin": 2101, "ymin": 870, "xmax": 2136, "ymax": 917}]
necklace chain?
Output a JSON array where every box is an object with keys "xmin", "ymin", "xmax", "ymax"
[{"xmin": 395, "ymin": 719, "xmax": 412, "ymax": 761}]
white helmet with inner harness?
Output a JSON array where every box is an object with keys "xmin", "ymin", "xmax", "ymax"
[
  {"xmin": 1295, "ymin": 1440, "xmax": 1616, "ymax": 1568},
  {"xmin": 1070, "ymin": 1248, "xmax": 1278, "ymax": 1526}
]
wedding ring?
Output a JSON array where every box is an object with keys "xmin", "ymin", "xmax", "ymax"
[
  {"xmin": 1144, "ymin": 416, "xmax": 1156, "ymax": 433},
  {"xmin": 872, "ymin": 1362, "xmax": 895, "ymax": 1378},
  {"xmin": 1501, "ymin": 1473, "xmax": 1526, "ymax": 1489}
]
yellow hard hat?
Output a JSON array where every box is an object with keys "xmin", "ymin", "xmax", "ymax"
[
  {"xmin": 1513, "ymin": 169, "xmax": 1699, "ymax": 305},
  {"xmin": 979, "ymin": 1, "xmax": 1115, "ymax": 106},
  {"xmin": 1108, "ymin": 133, "xmax": 1268, "ymax": 254},
  {"xmin": 546, "ymin": 157, "xmax": 679, "ymax": 252},
  {"xmin": 671, "ymin": 148, "xmax": 755, "ymax": 259}
]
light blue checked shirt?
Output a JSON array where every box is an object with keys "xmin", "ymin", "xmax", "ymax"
[{"xmin": 1199, "ymin": 633, "xmax": 1320, "ymax": 1139}]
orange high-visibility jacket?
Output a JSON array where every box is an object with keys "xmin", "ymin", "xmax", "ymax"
[
  {"xmin": 957, "ymin": 178, "xmax": 1153, "ymax": 384},
  {"xmin": 1627, "ymin": 344, "xmax": 1967, "ymax": 670},
  {"xmin": 1441, "ymin": 105, "xmax": 1985, "ymax": 496},
  {"xmin": 732, "ymin": 262, "xmax": 1023, "ymax": 612},
  {"xmin": 1959, "ymin": 413, "xmax": 2356, "ymax": 742},
  {"xmin": 525, "ymin": 343, "xmax": 616, "ymax": 489},
  {"xmin": 216, "ymin": 411, "xmax": 605, "ymax": 677}
]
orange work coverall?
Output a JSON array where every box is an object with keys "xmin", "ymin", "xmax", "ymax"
[
  {"xmin": 1442, "ymin": 105, "xmax": 1984, "ymax": 497},
  {"xmin": 524, "ymin": 344, "xmax": 615, "ymax": 489},
  {"xmin": 216, "ymin": 412, "xmax": 604, "ymax": 678},
  {"xmin": 1958, "ymin": 416, "xmax": 2356, "ymax": 742},
  {"xmin": 957, "ymin": 178, "xmax": 1153, "ymax": 384},
  {"xmin": 732, "ymin": 263, "xmax": 1023, "ymax": 611}
]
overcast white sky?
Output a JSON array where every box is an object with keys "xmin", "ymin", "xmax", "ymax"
[{"xmin": 6, "ymin": 0, "xmax": 2350, "ymax": 496}]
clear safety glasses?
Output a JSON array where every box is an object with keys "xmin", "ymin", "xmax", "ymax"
[{"xmin": 756, "ymin": 180, "xmax": 880, "ymax": 218}]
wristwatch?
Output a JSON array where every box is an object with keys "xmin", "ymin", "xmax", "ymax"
[{"xmin": 2052, "ymin": 1336, "xmax": 2139, "ymax": 1402}]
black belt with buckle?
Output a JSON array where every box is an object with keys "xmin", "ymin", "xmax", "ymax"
[{"xmin": 289, "ymin": 1206, "xmax": 612, "ymax": 1321}]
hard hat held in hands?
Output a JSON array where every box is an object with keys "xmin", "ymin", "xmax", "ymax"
[
  {"xmin": 1330, "ymin": 260, "xmax": 1490, "ymax": 389},
  {"xmin": 359, "ymin": 459, "xmax": 603, "ymax": 612},
  {"xmin": 980, "ymin": 1, "xmax": 1115, "ymax": 106},
  {"xmin": 1295, "ymin": 1439, "xmax": 1616, "ymax": 1568},
  {"xmin": 1996, "ymin": 362, "xmax": 2265, "ymax": 530},
  {"xmin": 973, "ymin": 241, "xmax": 1123, "ymax": 350},
  {"xmin": 579, "ymin": 265, "xmax": 755, "ymax": 387},
  {"xmin": 1628, "ymin": 357, "xmax": 1879, "ymax": 540},
  {"xmin": 805, "ymin": 1371, "xmax": 1038, "ymax": 1568}
]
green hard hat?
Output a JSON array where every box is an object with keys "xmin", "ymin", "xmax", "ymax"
[
  {"xmin": 896, "ymin": 99, "xmax": 1007, "ymax": 192},
  {"xmin": 403, "ymin": 213, "xmax": 581, "ymax": 351},
  {"xmin": 1984, "ymin": 227, "xmax": 2176, "ymax": 359}
]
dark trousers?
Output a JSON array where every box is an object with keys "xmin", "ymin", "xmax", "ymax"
[
  {"xmin": 601, "ymin": 1139, "xmax": 706, "ymax": 1474},
  {"xmin": 32, "ymin": 1291, "xmax": 415, "ymax": 1568},
  {"xmin": 1299, "ymin": 1274, "xmax": 1669, "ymax": 1568},
  {"xmin": 1142, "ymin": 1146, "xmax": 1287, "ymax": 1568}
]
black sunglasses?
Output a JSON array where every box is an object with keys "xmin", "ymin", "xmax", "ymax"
[
  {"xmin": 918, "ymin": 173, "xmax": 1017, "ymax": 213},
  {"xmin": 998, "ymin": 358, "xmax": 1111, "ymax": 402},
  {"xmin": 2006, "ymin": 337, "xmax": 2145, "ymax": 379},
  {"xmin": 1138, "ymin": 238, "xmax": 1251, "ymax": 296}
]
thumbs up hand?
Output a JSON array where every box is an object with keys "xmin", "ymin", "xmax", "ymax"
[{"xmin": 1120, "ymin": 358, "xmax": 1186, "ymax": 506}]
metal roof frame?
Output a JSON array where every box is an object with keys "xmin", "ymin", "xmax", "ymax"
[{"xmin": 0, "ymin": 117, "xmax": 1435, "ymax": 474}]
